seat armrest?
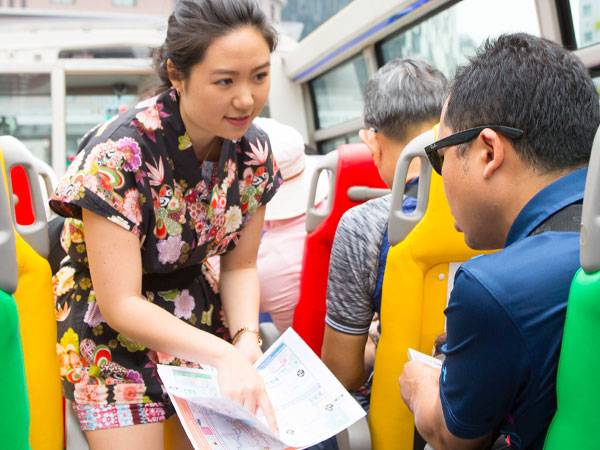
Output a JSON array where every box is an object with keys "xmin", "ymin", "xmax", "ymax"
[
  {"xmin": 259, "ymin": 322, "xmax": 281, "ymax": 352},
  {"xmin": 336, "ymin": 416, "xmax": 371, "ymax": 450}
]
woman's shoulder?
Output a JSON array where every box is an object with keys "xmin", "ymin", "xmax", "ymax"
[
  {"xmin": 78, "ymin": 90, "xmax": 178, "ymax": 155},
  {"xmin": 243, "ymin": 122, "xmax": 269, "ymax": 144},
  {"xmin": 234, "ymin": 122, "xmax": 273, "ymax": 167}
]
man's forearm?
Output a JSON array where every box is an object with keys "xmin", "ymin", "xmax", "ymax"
[
  {"xmin": 411, "ymin": 382, "xmax": 450, "ymax": 449},
  {"xmin": 321, "ymin": 326, "xmax": 369, "ymax": 390},
  {"xmin": 413, "ymin": 387, "xmax": 491, "ymax": 450},
  {"xmin": 401, "ymin": 362, "xmax": 491, "ymax": 450},
  {"xmin": 408, "ymin": 372, "xmax": 446, "ymax": 450}
]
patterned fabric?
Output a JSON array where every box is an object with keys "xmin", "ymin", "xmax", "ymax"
[
  {"xmin": 325, "ymin": 180, "xmax": 417, "ymax": 412},
  {"xmin": 49, "ymin": 88, "xmax": 281, "ymax": 430},
  {"xmin": 325, "ymin": 195, "xmax": 392, "ymax": 335},
  {"xmin": 74, "ymin": 402, "xmax": 167, "ymax": 431}
]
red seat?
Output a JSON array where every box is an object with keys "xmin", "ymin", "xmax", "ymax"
[
  {"xmin": 292, "ymin": 144, "xmax": 386, "ymax": 355},
  {"xmin": 10, "ymin": 165, "xmax": 35, "ymax": 226}
]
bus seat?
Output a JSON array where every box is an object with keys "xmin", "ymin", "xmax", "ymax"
[
  {"xmin": 292, "ymin": 144, "xmax": 386, "ymax": 356},
  {"xmin": 29, "ymin": 159, "xmax": 66, "ymax": 275},
  {"xmin": 0, "ymin": 152, "xmax": 30, "ymax": 449},
  {"xmin": 369, "ymin": 128, "xmax": 483, "ymax": 450},
  {"xmin": 544, "ymin": 126, "xmax": 600, "ymax": 449},
  {"xmin": 12, "ymin": 232, "xmax": 64, "ymax": 450},
  {"xmin": 11, "ymin": 164, "xmax": 35, "ymax": 226},
  {"xmin": 33, "ymin": 158, "xmax": 58, "ymax": 221},
  {"xmin": 0, "ymin": 136, "xmax": 50, "ymax": 258},
  {"xmin": 0, "ymin": 137, "xmax": 63, "ymax": 450}
]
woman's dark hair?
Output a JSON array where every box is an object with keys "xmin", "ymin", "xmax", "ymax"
[{"xmin": 154, "ymin": 0, "xmax": 278, "ymax": 94}]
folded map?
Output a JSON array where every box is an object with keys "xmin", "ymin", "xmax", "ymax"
[{"xmin": 158, "ymin": 328, "xmax": 366, "ymax": 450}]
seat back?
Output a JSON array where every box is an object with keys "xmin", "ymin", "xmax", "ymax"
[
  {"xmin": 0, "ymin": 137, "xmax": 63, "ymax": 450},
  {"xmin": 0, "ymin": 152, "xmax": 18, "ymax": 295},
  {"xmin": 0, "ymin": 136, "xmax": 50, "ymax": 258},
  {"xmin": 33, "ymin": 158, "xmax": 59, "ymax": 221},
  {"xmin": 370, "ymin": 128, "xmax": 483, "ymax": 450},
  {"xmin": 292, "ymin": 144, "xmax": 386, "ymax": 355},
  {"xmin": 0, "ymin": 153, "xmax": 30, "ymax": 449},
  {"xmin": 387, "ymin": 130, "xmax": 434, "ymax": 246},
  {"xmin": 544, "ymin": 126, "xmax": 600, "ymax": 449}
]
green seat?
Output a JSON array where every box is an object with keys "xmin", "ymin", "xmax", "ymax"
[
  {"xmin": 0, "ymin": 153, "xmax": 30, "ymax": 449},
  {"xmin": 544, "ymin": 127, "xmax": 600, "ymax": 449}
]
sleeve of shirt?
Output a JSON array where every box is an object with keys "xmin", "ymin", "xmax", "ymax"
[
  {"xmin": 439, "ymin": 268, "xmax": 529, "ymax": 439},
  {"xmin": 49, "ymin": 133, "xmax": 150, "ymax": 239},
  {"xmin": 247, "ymin": 129, "xmax": 282, "ymax": 207},
  {"xmin": 325, "ymin": 207, "xmax": 378, "ymax": 335}
]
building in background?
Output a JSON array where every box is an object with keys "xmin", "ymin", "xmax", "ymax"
[
  {"xmin": 0, "ymin": 0, "xmax": 174, "ymax": 16},
  {"xmin": 0, "ymin": 6, "xmax": 167, "ymax": 170},
  {"xmin": 259, "ymin": 0, "xmax": 286, "ymax": 24},
  {"xmin": 578, "ymin": 0, "xmax": 600, "ymax": 47},
  {"xmin": 282, "ymin": 0, "xmax": 353, "ymax": 40},
  {"xmin": 0, "ymin": 0, "xmax": 306, "ymax": 175}
]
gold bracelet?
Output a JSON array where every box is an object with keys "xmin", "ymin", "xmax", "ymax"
[{"xmin": 231, "ymin": 327, "xmax": 263, "ymax": 346}]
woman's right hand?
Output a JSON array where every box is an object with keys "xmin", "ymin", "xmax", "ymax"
[{"xmin": 215, "ymin": 346, "xmax": 279, "ymax": 434}]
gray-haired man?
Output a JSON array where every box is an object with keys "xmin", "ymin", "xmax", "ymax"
[{"xmin": 321, "ymin": 59, "xmax": 447, "ymax": 407}]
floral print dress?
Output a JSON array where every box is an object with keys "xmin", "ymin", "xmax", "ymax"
[{"xmin": 49, "ymin": 88, "xmax": 281, "ymax": 431}]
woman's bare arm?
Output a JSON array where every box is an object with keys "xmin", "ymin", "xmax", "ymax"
[
  {"xmin": 82, "ymin": 208, "xmax": 278, "ymax": 431},
  {"xmin": 83, "ymin": 208, "xmax": 231, "ymax": 365},
  {"xmin": 219, "ymin": 205, "xmax": 266, "ymax": 352}
]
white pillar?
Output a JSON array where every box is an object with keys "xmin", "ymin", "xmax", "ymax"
[
  {"xmin": 51, "ymin": 66, "xmax": 66, "ymax": 178},
  {"xmin": 269, "ymin": 50, "xmax": 310, "ymax": 143}
]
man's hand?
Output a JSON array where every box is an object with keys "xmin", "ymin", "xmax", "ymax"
[
  {"xmin": 399, "ymin": 360, "xmax": 492, "ymax": 450},
  {"xmin": 399, "ymin": 360, "xmax": 440, "ymax": 412}
]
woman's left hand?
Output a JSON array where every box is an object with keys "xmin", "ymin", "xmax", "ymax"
[{"xmin": 234, "ymin": 332, "xmax": 263, "ymax": 364}]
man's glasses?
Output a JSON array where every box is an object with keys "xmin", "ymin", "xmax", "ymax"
[{"xmin": 424, "ymin": 125, "xmax": 524, "ymax": 175}]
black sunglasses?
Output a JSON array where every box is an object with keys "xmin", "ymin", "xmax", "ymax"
[{"xmin": 424, "ymin": 125, "xmax": 524, "ymax": 175}]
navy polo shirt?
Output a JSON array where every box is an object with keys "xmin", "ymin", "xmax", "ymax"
[{"xmin": 440, "ymin": 168, "xmax": 586, "ymax": 450}]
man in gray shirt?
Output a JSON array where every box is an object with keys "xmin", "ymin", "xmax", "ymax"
[{"xmin": 321, "ymin": 59, "xmax": 447, "ymax": 406}]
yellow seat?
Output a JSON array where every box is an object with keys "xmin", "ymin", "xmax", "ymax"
[
  {"xmin": 369, "ymin": 127, "xmax": 483, "ymax": 450},
  {"xmin": 13, "ymin": 235, "xmax": 63, "ymax": 450},
  {"xmin": 1, "ymin": 137, "xmax": 63, "ymax": 450}
]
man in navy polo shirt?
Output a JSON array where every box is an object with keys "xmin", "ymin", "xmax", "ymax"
[{"xmin": 398, "ymin": 33, "xmax": 600, "ymax": 450}]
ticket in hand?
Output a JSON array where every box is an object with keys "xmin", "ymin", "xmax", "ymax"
[{"xmin": 407, "ymin": 348, "xmax": 443, "ymax": 369}]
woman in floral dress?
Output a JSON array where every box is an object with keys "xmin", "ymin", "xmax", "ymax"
[{"xmin": 49, "ymin": 1, "xmax": 282, "ymax": 448}]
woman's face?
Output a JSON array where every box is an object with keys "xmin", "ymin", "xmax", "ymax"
[{"xmin": 171, "ymin": 26, "xmax": 272, "ymax": 143}]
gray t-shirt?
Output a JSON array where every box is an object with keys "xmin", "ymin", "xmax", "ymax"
[{"xmin": 325, "ymin": 194, "xmax": 391, "ymax": 335}]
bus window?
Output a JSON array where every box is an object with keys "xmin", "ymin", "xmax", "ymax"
[
  {"xmin": 0, "ymin": 73, "xmax": 52, "ymax": 165},
  {"xmin": 592, "ymin": 75, "xmax": 600, "ymax": 95},
  {"xmin": 571, "ymin": 0, "xmax": 600, "ymax": 48},
  {"xmin": 319, "ymin": 132, "xmax": 361, "ymax": 154},
  {"xmin": 378, "ymin": 0, "xmax": 540, "ymax": 76},
  {"xmin": 309, "ymin": 54, "xmax": 369, "ymax": 129}
]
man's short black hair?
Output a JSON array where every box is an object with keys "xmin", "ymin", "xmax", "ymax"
[{"xmin": 446, "ymin": 33, "xmax": 600, "ymax": 172}]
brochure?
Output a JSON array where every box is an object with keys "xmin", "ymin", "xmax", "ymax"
[
  {"xmin": 158, "ymin": 328, "xmax": 366, "ymax": 450},
  {"xmin": 407, "ymin": 348, "xmax": 443, "ymax": 369}
]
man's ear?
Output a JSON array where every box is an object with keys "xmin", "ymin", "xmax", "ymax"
[
  {"xmin": 359, "ymin": 128, "xmax": 382, "ymax": 164},
  {"xmin": 166, "ymin": 59, "xmax": 183, "ymax": 93},
  {"xmin": 479, "ymin": 128, "xmax": 505, "ymax": 179}
]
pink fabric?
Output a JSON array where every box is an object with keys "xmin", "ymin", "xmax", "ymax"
[{"xmin": 257, "ymin": 214, "xmax": 307, "ymax": 332}]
